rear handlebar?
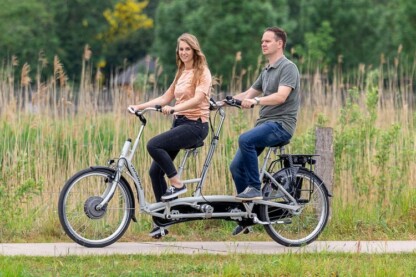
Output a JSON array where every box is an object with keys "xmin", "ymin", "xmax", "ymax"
[{"xmin": 223, "ymin": 96, "xmax": 254, "ymax": 108}]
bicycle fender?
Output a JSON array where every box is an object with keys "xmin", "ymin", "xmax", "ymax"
[{"xmin": 90, "ymin": 166, "xmax": 137, "ymax": 222}]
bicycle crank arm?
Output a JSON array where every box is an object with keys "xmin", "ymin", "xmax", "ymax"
[{"xmin": 253, "ymin": 217, "xmax": 292, "ymax": 225}]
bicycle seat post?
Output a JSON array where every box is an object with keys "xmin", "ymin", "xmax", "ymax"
[
  {"xmin": 177, "ymin": 149, "xmax": 192, "ymax": 178},
  {"xmin": 260, "ymin": 147, "xmax": 274, "ymax": 177},
  {"xmin": 279, "ymin": 145, "xmax": 286, "ymax": 155}
]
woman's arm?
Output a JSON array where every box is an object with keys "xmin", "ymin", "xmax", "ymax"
[
  {"xmin": 166, "ymin": 91, "xmax": 206, "ymax": 113},
  {"xmin": 128, "ymin": 86, "xmax": 175, "ymax": 111},
  {"xmin": 162, "ymin": 67, "xmax": 211, "ymax": 114}
]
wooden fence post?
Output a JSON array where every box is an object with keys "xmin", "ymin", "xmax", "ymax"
[{"xmin": 315, "ymin": 127, "xmax": 334, "ymax": 196}]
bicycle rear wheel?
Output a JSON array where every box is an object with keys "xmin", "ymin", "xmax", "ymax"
[
  {"xmin": 259, "ymin": 168, "xmax": 329, "ymax": 247},
  {"xmin": 58, "ymin": 167, "xmax": 134, "ymax": 248}
]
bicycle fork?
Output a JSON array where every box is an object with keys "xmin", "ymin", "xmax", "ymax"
[{"xmin": 96, "ymin": 139, "xmax": 132, "ymax": 210}]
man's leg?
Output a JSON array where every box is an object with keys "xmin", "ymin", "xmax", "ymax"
[
  {"xmin": 229, "ymin": 149, "xmax": 248, "ymax": 194},
  {"xmin": 235, "ymin": 122, "xmax": 291, "ymax": 200}
]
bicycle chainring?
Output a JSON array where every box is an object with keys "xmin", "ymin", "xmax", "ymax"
[{"xmin": 229, "ymin": 208, "xmax": 243, "ymax": 221}]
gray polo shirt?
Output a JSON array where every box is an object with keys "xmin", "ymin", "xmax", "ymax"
[{"xmin": 252, "ymin": 56, "xmax": 300, "ymax": 135}]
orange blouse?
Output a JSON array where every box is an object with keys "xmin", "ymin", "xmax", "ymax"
[{"xmin": 165, "ymin": 66, "xmax": 211, "ymax": 123}]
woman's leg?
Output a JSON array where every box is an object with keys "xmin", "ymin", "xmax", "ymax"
[{"xmin": 147, "ymin": 119, "xmax": 208, "ymax": 197}]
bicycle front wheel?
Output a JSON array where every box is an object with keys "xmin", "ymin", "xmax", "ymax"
[
  {"xmin": 58, "ymin": 167, "xmax": 134, "ymax": 248},
  {"xmin": 260, "ymin": 168, "xmax": 329, "ymax": 247}
]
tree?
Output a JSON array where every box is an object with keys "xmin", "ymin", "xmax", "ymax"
[
  {"xmin": 0, "ymin": 0, "xmax": 58, "ymax": 75},
  {"xmin": 303, "ymin": 21, "xmax": 335, "ymax": 67},
  {"xmin": 293, "ymin": 0, "xmax": 414, "ymax": 70},
  {"xmin": 51, "ymin": 0, "xmax": 116, "ymax": 81},
  {"xmin": 389, "ymin": 0, "xmax": 416, "ymax": 59},
  {"xmin": 98, "ymin": 0, "xmax": 155, "ymax": 79},
  {"xmin": 99, "ymin": 0, "xmax": 153, "ymax": 42}
]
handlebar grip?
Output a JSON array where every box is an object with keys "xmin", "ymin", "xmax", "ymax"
[
  {"xmin": 170, "ymin": 109, "xmax": 175, "ymax": 114},
  {"xmin": 225, "ymin": 95, "xmax": 241, "ymax": 106},
  {"xmin": 233, "ymin": 99, "xmax": 242, "ymax": 106}
]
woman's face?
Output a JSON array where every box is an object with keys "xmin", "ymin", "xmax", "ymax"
[{"xmin": 178, "ymin": 40, "xmax": 194, "ymax": 65}]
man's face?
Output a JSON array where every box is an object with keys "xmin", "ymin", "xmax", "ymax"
[{"xmin": 261, "ymin": 31, "xmax": 282, "ymax": 56}]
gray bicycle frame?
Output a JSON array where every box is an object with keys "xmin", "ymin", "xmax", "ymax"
[{"xmin": 97, "ymin": 107, "xmax": 302, "ymax": 225}]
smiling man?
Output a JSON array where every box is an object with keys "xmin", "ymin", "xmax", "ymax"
[{"xmin": 229, "ymin": 26, "xmax": 301, "ymax": 235}]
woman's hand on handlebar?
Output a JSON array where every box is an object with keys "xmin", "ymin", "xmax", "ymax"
[
  {"xmin": 128, "ymin": 104, "xmax": 175, "ymax": 115},
  {"xmin": 127, "ymin": 105, "xmax": 140, "ymax": 114},
  {"xmin": 161, "ymin": 105, "xmax": 175, "ymax": 115}
]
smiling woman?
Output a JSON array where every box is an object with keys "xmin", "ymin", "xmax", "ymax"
[{"xmin": 127, "ymin": 33, "xmax": 212, "ymax": 238}]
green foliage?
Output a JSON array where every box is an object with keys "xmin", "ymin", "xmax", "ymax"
[
  {"xmin": 0, "ymin": 0, "xmax": 414, "ymax": 89},
  {"xmin": 1, "ymin": 254, "xmax": 416, "ymax": 276},
  {"xmin": 0, "ymin": 0, "xmax": 58, "ymax": 74},
  {"xmin": 0, "ymin": 154, "xmax": 43, "ymax": 239},
  {"xmin": 374, "ymin": 124, "xmax": 402, "ymax": 203},
  {"xmin": 303, "ymin": 21, "xmax": 335, "ymax": 67},
  {"xmin": 371, "ymin": 0, "xmax": 416, "ymax": 66},
  {"xmin": 0, "ymin": 0, "xmax": 156, "ymax": 84},
  {"xmin": 333, "ymin": 83, "xmax": 413, "ymax": 210}
]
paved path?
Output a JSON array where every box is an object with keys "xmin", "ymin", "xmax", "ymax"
[{"xmin": 1, "ymin": 241, "xmax": 416, "ymax": 256}]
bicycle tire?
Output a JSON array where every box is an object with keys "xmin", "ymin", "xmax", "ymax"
[
  {"xmin": 259, "ymin": 168, "xmax": 329, "ymax": 247},
  {"xmin": 58, "ymin": 167, "xmax": 134, "ymax": 248}
]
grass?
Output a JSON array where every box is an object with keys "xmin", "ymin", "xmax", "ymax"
[
  {"xmin": 1, "ymin": 253, "xmax": 416, "ymax": 276},
  {"xmin": 0, "ymin": 51, "xmax": 415, "ymax": 244}
]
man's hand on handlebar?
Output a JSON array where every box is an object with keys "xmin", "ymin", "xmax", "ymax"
[
  {"xmin": 241, "ymin": 98, "xmax": 256, "ymax": 109},
  {"xmin": 223, "ymin": 96, "xmax": 254, "ymax": 109}
]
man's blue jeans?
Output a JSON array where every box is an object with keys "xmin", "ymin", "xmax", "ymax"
[{"xmin": 230, "ymin": 121, "xmax": 292, "ymax": 193}]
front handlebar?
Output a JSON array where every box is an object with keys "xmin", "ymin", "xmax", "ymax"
[{"xmin": 128, "ymin": 105, "xmax": 175, "ymax": 117}]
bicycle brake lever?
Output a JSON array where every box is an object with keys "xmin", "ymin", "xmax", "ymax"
[
  {"xmin": 224, "ymin": 96, "xmax": 242, "ymax": 108},
  {"xmin": 127, "ymin": 106, "xmax": 136, "ymax": 114}
]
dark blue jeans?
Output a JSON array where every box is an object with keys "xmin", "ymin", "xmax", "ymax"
[
  {"xmin": 230, "ymin": 121, "xmax": 292, "ymax": 193},
  {"xmin": 147, "ymin": 117, "xmax": 208, "ymax": 202}
]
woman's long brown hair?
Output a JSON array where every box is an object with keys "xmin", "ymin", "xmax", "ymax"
[{"xmin": 171, "ymin": 33, "xmax": 208, "ymax": 90}]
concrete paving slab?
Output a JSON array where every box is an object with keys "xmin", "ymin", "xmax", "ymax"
[{"xmin": 1, "ymin": 241, "xmax": 416, "ymax": 256}]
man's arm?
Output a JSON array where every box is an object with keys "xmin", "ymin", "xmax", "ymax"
[
  {"xmin": 243, "ymin": 85, "xmax": 292, "ymax": 108},
  {"xmin": 231, "ymin": 84, "xmax": 292, "ymax": 109},
  {"xmin": 233, "ymin": 87, "xmax": 261, "ymax": 101}
]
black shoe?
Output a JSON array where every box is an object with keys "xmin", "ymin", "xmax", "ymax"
[
  {"xmin": 149, "ymin": 226, "xmax": 169, "ymax": 239},
  {"xmin": 161, "ymin": 185, "xmax": 187, "ymax": 200},
  {"xmin": 235, "ymin": 186, "xmax": 262, "ymax": 200},
  {"xmin": 232, "ymin": 225, "xmax": 253, "ymax": 236}
]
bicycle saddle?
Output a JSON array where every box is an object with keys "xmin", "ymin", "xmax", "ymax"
[
  {"xmin": 270, "ymin": 140, "xmax": 290, "ymax": 148},
  {"xmin": 184, "ymin": 141, "xmax": 204, "ymax": 149}
]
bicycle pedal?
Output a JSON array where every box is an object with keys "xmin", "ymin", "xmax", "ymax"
[
  {"xmin": 243, "ymin": 226, "xmax": 253, "ymax": 234},
  {"xmin": 152, "ymin": 229, "xmax": 169, "ymax": 239}
]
